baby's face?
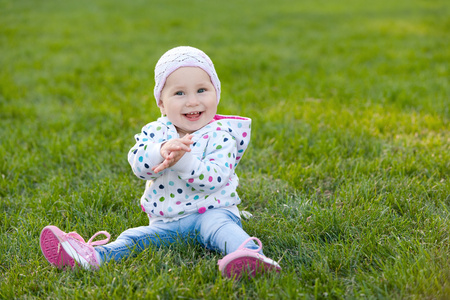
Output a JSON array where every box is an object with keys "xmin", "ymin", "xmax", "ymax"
[{"xmin": 159, "ymin": 67, "xmax": 218, "ymax": 136}]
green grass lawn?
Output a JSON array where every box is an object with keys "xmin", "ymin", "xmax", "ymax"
[{"xmin": 1, "ymin": 0, "xmax": 449, "ymax": 298}]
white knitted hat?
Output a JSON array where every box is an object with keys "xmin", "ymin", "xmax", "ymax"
[{"xmin": 154, "ymin": 46, "xmax": 221, "ymax": 107}]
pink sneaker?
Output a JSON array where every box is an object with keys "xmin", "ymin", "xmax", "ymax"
[
  {"xmin": 40, "ymin": 225, "xmax": 110, "ymax": 270},
  {"xmin": 218, "ymin": 237, "xmax": 281, "ymax": 279}
]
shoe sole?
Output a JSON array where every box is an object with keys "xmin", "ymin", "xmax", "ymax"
[
  {"xmin": 221, "ymin": 254, "xmax": 281, "ymax": 279},
  {"xmin": 40, "ymin": 226, "xmax": 75, "ymax": 269}
]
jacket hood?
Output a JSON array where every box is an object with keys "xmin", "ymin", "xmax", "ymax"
[{"xmin": 200, "ymin": 115, "xmax": 251, "ymax": 167}]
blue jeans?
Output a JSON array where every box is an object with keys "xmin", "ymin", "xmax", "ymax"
[{"xmin": 95, "ymin": 209, "xmax": 260, "ymax": 264}]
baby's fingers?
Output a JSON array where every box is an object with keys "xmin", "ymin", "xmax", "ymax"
[
  {"xmin": 152, "ymin": 158, "xmax": 171, "ymax": 173},
  {"xmin": 182, "ymin": 134, "xmax": 194, "ymax": 140},
  {"xmin": 164, "ymin": 142, "xmax": 191, "ymax": 153},
  {"xmin": 152, "ymin": 165, "xmax": 164, "ymax": 173},
  {"xmin": 182, "ymin": 134, "xmax": 194, "ymax": 144}
]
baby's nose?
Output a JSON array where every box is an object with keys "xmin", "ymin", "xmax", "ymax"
[{"xmin": 186, "ymin": 94, "xmax": 200, "ymax": 106}]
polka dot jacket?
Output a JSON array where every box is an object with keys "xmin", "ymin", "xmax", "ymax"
[{"xmin": 128, "ymin": 114, "xmax": 251, "ymax": 222}]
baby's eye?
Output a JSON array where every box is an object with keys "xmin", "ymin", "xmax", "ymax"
[
  {"xmin": 175, "ymin": 91, "xmax": 184, "ymax": 96},
  {"xmin": 197, "ymin": 88, "xmax": 206, "ymax": 93}
]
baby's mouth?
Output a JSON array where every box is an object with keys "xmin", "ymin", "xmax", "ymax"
[{"xmin": 184, "ymin": 111, "xmax": 202, "ymax": 119}]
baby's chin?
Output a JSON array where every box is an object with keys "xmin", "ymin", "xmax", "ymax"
[
  {"xmin": 174, "ymin": 125, "xmax": 201, "ymax": 136},
  {"xmin": 183, "ymin": 122, "xmax": 213, "ymax": 134}
]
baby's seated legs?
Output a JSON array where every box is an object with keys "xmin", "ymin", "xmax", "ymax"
[
  {"xmin": 95, "ymin": 222, "xmax": 184, "ymax": 264},
  {"xmin": 194, "ymin": 208, "xmax": 260, "ymax": 255},
  {"xmin": 193, "ymin": 209, "xmax": 281, "ymax": 279}
]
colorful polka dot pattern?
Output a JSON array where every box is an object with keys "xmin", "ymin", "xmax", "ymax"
[{"xmin": 128, "ymin": 115, "xmax": 251, "ymax": 220}]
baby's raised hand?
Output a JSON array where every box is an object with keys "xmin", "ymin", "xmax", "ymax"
[{"xmin": 152, "ymin": 134, "xmax": 193, "ymax": 173}]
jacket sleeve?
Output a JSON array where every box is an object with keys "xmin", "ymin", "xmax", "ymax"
[
  {"xmin": 128, "ymin": 122, "xmax": 165, "ymax": 180},
  {"xmin": 170, "ymin": 131, "xmax": 238, "ymax": 192}
]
